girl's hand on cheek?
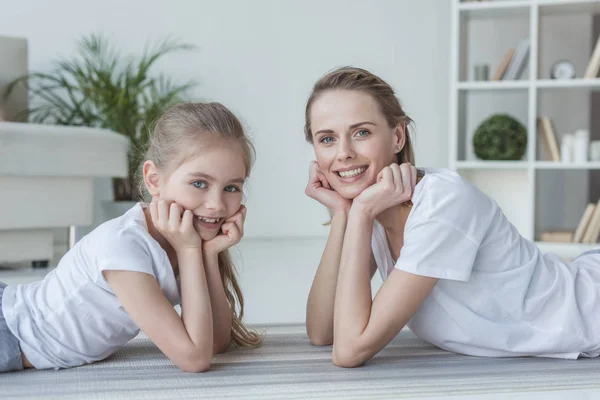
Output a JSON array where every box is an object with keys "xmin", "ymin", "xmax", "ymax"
[
  {"xmin": 149, "ymin": 200, "xmax": 203, "ymax": 252},
  {"xmin": 203, "ymin": 205, "xmax": 246, "ymax": 257},
  {"xmin": 353, "ymin": 163, "xmax": 417, "ymax": 219},
  {"xmin": 305, "ymin": 161, "xmax": 352, "ymax": 215}
]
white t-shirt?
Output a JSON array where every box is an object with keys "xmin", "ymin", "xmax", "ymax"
[
  {"xmin": 371, "ymin": 168, "xmax": 600, "ymax": 359},
  {"xmin": 2, "ymin": 203, "xmax": 181, "ymax": 369}
]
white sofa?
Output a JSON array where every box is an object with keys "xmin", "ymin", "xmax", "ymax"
[{"xmin": 0, "ymin": 122, "xmax": 129, "ymax": 265}]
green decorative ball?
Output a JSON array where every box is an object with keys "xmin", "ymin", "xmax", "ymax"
[{"xmin": 472, "ymin": 114, "xmax": 527, "ymax": 160}]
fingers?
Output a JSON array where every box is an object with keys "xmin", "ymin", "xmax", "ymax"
[
  {"xmin": 317, "ymin": 170, "xmax": 331, "ymax": 190},
  {"xmin": 181, "ymin": 209, "xmax": 194, "ymax": 232},
  {"xmin": 380, "ymin": 166, "xmax": 394, "ymax": 189},
  {"xmin": 168, "ymin": 202, "xmax": 183, "ymax": 230},
  {"xmin": 399, "ymin": 164, "xmax": 412, "ymax": 192},
  {"xmin": 149, "ymin": 200, "xmax": 159, "ymax": 225},
  {"xmin": 308, "ymin": 161, "xmax": 320, "ymax": 185},
  {"xmin": 157, "ymin": 199, "xmax": 170, "ymax": 225},
  {"xmin": 227, "ymin": 205, "xmax": 246, "ymax": 236},
  {"xmin": 410, "ymin": 165, "xmax": 417, "ymax": 191},
  {"xmin": 221, "ymin": 221, "xmax": 241, "ymax": 243}
]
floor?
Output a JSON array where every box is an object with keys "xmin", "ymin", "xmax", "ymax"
[{"xmin": 2, "ymin": 265, "xmax": 600, "ymax": 399}]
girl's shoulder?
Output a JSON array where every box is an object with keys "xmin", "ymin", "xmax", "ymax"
[{"xmin": 85, "ymin": 203, "xmax": 159, "ymax": 263}]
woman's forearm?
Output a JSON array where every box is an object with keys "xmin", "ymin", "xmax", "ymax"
[{"xmin": 306, "ymin": 211, "xmax": 348, "ymax": 345}]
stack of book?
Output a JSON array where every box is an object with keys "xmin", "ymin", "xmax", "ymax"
[
  {"xmin": 584, "ymin": 35, "xmax": 600, "ymax": 79},
  {"xmin": 537, "ymin": 116, "xmax": 560, "ymax": 161},
  {"xmin": 492, "ymin": 39, "xmax": 530, "ymax": 81},
  {"xmin": 573, "ymin": 200, "xmax": 600, "ymax": 243}
]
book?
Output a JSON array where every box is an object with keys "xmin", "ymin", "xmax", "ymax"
[
  {"xmin": 582, "ymin": 199, "xmax": 600, "ymax": 243},
  {"xmin": 492, "ymin": 48, "xmax": 515, "ymax": 81},
  {"xmin": 504, "ymin": 39, "xmax": 530, "ymax": 80},
  {"xmin": 541, "ymin": 231, "xmax": 574, "ymax": 243},
  {"xmin": 584, "ymin": 35, "xmax": 600, "ymax": 79},
  {"xmin": 537, "ymin": 117, "xmax": 560, "ymax": 161},
  {"xmin": 573, "ymin": 203, "xmax": 596, "ymax": 243}
]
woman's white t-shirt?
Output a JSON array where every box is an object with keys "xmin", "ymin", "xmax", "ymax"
[
  {"xmin": 1, "ymin": 203, "xmax": 181, "ymax": 369},
  {"xmin": 371, "ymin": 168, "xmax": 600, "ymax": 359}
]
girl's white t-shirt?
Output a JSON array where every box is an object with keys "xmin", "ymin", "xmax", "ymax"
[
  {"xmin": 2, "ymin": 203, "xmax": 181, "ymax": 369},
  {"xmin": 371, "ymin": 168, "xmax": 600, "ymax": 359}
]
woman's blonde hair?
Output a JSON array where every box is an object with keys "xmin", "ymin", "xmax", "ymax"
[
  {"xmin": 304, "ymin": 66, "xmax": 416, "ymax": 166},
  {"xmin": 138, "ymin": 102, "xmax": 263, "ymax": 348}
]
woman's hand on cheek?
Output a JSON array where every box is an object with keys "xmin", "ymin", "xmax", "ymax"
[
  {"xmin": 353, "ymin": 163, "xmax": 417, "ymax": 219},
  {"xmin": 149, "ymin": 200, "xmax": 203, "ymax": 253},
  {"xmin": 203, "ymin": 205, "xmax": 246, "ymax": 257},
  {"xmin": 305, "ymin": 161, "xmax": 352, "ymax": 215}
]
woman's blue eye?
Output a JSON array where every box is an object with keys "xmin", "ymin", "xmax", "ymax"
[
  {"xmin": 224, "ymin": 186, "xmax": 240, "ymax": 193},
  {"xmin": 355, "ymin": 129, "xmax": 370, "ymax": 137},
  {"xmin": 320, "ymin": 136, "xmax": 334, "ymax": 144},
  {"xmin": 192, "ymin": 181, "xmax": 207, "ymax": 189}
]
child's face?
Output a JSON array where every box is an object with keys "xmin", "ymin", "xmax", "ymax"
[
  {"xmin": 309, "ymin": 90, "xmax": 404, "ymax": 200},
  {"xmin": 155, "ymin": 140, "xmax": 247, "ymax": 241}
]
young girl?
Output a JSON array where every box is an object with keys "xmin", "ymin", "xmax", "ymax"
[
  {"xmin": 0, "ymin": 102, "xmax": 262, "ymax": 373},
  {"xmin": 304, "ymin": 66, "xmax": 600, "ymax": 368}
]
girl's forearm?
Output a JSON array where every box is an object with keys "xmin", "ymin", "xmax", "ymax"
[
  {"xmin": 204, "ymin": 252, "xmax": 233, "ymax": 352},
  {"xmin": 177, "ymin": 248, "xmax": 214, "ymax": 359}
]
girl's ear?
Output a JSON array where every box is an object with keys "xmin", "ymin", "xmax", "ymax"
[
  {"xmin": 143, "ymin": 161, "xmax": 161, "ymax": 197},
  {"xmin": 393, "ymin": 123, "xmax": 406, "ymax": 154}
]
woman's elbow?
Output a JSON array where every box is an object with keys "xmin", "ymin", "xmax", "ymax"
[
  {"xmin": 332, "ymin": 346, "xmax": 367, "ymax": 368},
  {"xmin": 306, "ymin": 328, "xmax": 333, "ymax": 346}
]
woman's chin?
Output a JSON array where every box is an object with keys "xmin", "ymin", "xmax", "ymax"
[{"xmin": 335, "ymin": 184, "xmax": 369, "ymax": 200}]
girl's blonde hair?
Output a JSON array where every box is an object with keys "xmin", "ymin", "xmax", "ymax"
[
  {"xmin": 304, "ymin": 66, "xmax": 416, "ymax": 166},
  {"xmin": 138, "ymin": 102, "xmax": 263, "ymax": 348}
]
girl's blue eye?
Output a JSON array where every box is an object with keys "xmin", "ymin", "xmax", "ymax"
[
  {"xmin": 224, "ymin": 186, "xmax": 240, "ymax": 193},
  {"xmin": 320, "ymin": 136, "xmax": 334, "ymax": 144},
  {"xmin": 355, "ymin": 129, "xmax": 370, "ymax": 137},
  {"xmin": 192, "ymin": 181, "xmax": 207, "ymax": 189}
]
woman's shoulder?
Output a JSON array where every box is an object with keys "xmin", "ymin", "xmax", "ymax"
[{"xmin": 412, "ymin": 167, "xmax": 497, "ymax": 221}]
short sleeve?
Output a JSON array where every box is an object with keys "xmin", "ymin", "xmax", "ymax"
[
  {"xmin": 95, "ymin": 228, "xmax": 156, "ymax": 283},
  {"xmin": 395, "ymin": 219, "xmax": 478, "ymax": 281}
]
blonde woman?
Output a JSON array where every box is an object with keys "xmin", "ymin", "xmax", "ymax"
[{"xmin": 304, "ymin": 66, "xmax": 600, "ymax": 367}]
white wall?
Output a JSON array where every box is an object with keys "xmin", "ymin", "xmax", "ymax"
[{"xmin": 1, "ymin": 0, "xmax": 451, "ymax": 324}]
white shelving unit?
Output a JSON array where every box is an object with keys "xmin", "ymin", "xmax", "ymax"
[{"xmin": 450, "ymin": 0, "xmax": 600, "ymax": 258}]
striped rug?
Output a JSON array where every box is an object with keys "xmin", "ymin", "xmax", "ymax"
[{"xmin": 3, "ymin": 329, "xmax": 600, "ymax": 399}]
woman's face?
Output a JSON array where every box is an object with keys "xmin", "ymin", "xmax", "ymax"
[{"xmin": 309, "ymin": 90, "xmax": 405, "ymax": 199}]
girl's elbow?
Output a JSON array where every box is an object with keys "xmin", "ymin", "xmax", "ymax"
[
  {"xmin": 214, "ymin": 338, "xmax": 231, "ymax": 354},
  {"xmin": 177, "ymin": 348, "xmax": 213, "ymax": 373},
  {"xmin": 179, "ymin": 357, "xmax": 212, "ymax": 373}
]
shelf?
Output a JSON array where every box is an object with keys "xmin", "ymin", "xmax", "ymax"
[
  {"xmin": 458, "ymin": 1, "xmax": 531, "ymax": 19},
  {"xmin": 538, "ymin": 0, "xmax": 600, "ymax": 16},
  {"xmin": 457, "ymin": 81, "xmax": 530, "ymax": 90},
  {"xmin": 456, "ymin": 161, "xmax": 529, "ymax": 169},
  {"xmin": 536, "ymin": 79, "xmax": 600, "ymax": 90},
  {"xmin": 535, "ymin": 241, "xmax": 599, "ymax": 259},
  {"xmin": 535, "ymin": 162, "xmax": 600, "ymax": 169}
]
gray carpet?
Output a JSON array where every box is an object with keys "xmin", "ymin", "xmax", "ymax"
[{"xmin": 3, "ymin": 330, "xmax": 600, "ymax": 399}]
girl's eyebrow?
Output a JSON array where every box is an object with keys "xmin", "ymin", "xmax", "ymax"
[{"xmin": 186, "ymin": 172, "xmax": 245, "ymax": 184}]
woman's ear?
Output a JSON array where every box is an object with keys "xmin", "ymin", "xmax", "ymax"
[
  {"xmin": 143, "ymin": 160, "xmax": 161, "ymax": 197},
  {"xmin": 394, "ymin": 124, "xmax": 406, "ymax": 154}
]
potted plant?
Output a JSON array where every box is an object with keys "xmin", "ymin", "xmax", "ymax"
[{"xmin": 4, "ymin": 33, "xmax": 198, "ymax": 202}]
